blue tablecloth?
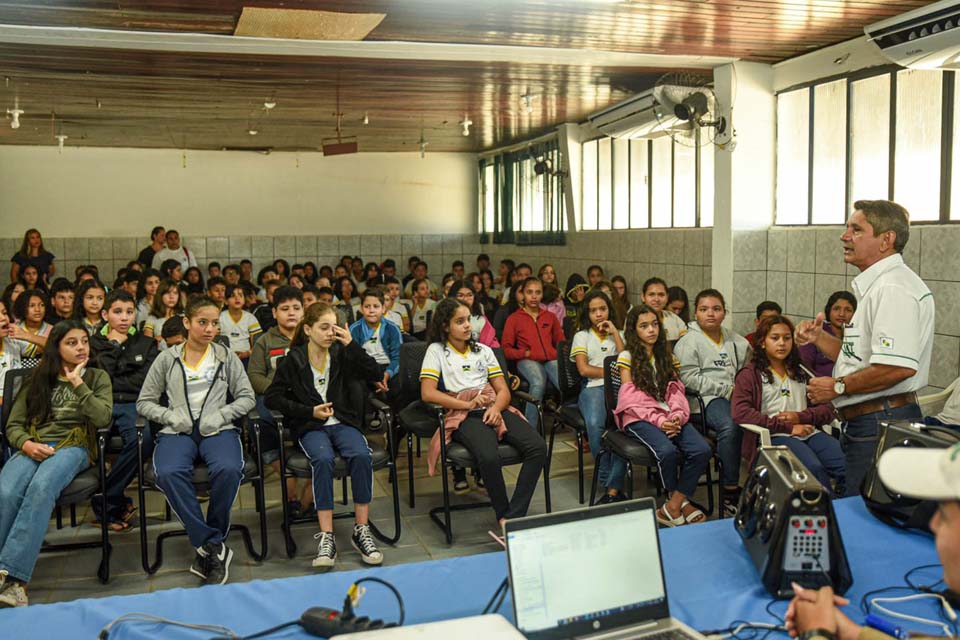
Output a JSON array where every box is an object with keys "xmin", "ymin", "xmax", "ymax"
[{"xmin": 0, "ymin": 498, "xmax": 942, "ymax": 639}]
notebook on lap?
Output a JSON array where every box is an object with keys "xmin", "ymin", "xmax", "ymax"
[{"xmin": 505, "ymin": 497, "xmax": 707, "ymax": 640}]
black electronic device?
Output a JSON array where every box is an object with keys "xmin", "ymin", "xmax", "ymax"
[
  {"xmin": 735, "ymin": 446, "xmax": 852, "ymax": 599},
  {"xmin": 861, "ymin": 420, "xmax": 960, "ymax": 532},
  {"xmin": 298, "ymin": 606, "xmax": 395, "ymax": 637}
]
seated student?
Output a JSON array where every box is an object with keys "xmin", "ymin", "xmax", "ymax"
[
  {"xmin": 136, "ymin": 296, "xmax": 255, "ymax": 585},
  {"xmin": 253, "ymin": 280, "xmax": 281, "ymax": 333},
  {"xmin": 587, "ymin": 264, "xmax": 605, "ymax": 287},
  {"xmin": 74, "ymin": 279, "xmax": 106, "ymax": 336},
  {"xmin": 350, "ymin": 287, "xmax": 402, "ymax": 406},
  {"xmin": 240, "ymin": 260, "xmax": 254, "ymax": 285},
  {"xmin": 116, "ymin": 270, "xmax": 141, "ymax": 298},
  {"xmin": 160, "ymin": 314, "xmax": 187, "ymax": 349},
  {"xmin": 420, "ymin": 298, "xmax": 546, "ymax": 529},
  {"xmin": 403, "ymin": 261, "xmax": 439, "ymax": 299},
  {"xmin": 357, "ymin": 262, "xmax": 380, "ymax": 294},
  {"xmin": 301, "ymin": 284, "xmax": 319, "ymax": 309},
  {"xmin": 2, "ymin": 283, "xmax": 25, "ymax": 323},
  {"xmin": 316, "ymin": 286, "xmax": 335, "ymax": 305},
  {"xmin": 493, "ymin": 281, "xmax": 524, "ymax": 343},
  {"xmin": 503, "ymin": 277, "xmax": 564, "ymax": 427},
  {"xmin": 440, "ymin": 273, "xmax": 457, "ymax": 299},
  {"xmin": 11, "ymin": 289, "xmax": 51, "ymax": 359},
  {"xmin": 183, "ymin": 267, "xmax": 205, "ymax": 295},
  {"xmin": 476, "ymin": 253, "xmax": 491, "ymax": 273},
  {"xmin": 89, "ymin": 290, "xmax": 159, "ymax": 530},
  {"xmin": 334, "ymin": 276, "xmax": 359, "ymax": 325},
  {"xmin": 732, "ymin": 314, "xmax": 845, "ymax": 495},
  {"xmin": 207, "ymin": 261, "xmax": 221, "ymax": 280},
  {"xmin": 302, "ymin": 261, "xmax": 318, "ymax": 285},
  {"xmin": 642, "ymin": 278, "xmax": 687, "ymax": 341},
  {"xmin": 0, "ymin": 300, "xmax": 28, "ymax": 403},
  {"xmin": 409, "ymin": 278, "xmax": 437, "ymax": 341},
  {"xmin": 674, "ymin": 289, "xmax": 750, "ymax": 515},
  {"xmin": 495, "ymin": 259, "xmax": 515, "ymax": 289},
  {"xmin": 17, "ymin": 265, "xmax": 45, "ymax": 294},
  {"xmin": 219, "ymin": 283, "xmax": 262, "ymax": 361},
  {"xmin": 0, "ymin": 320, "xmax": 113, "ymax": 607},
  {"xmin": 799, "ymin": 291, "xmax": 856, "ymax": 378},
  {"xmin": 500, "ymin": 263, "xmax": 533, "ymax": 306},
  {"xmin": 265, "ymin": 301, "xmax": 385, "ymax": 569},
  {"xmin": 44, "ymin": 278, "xmax": 74, "ymax": 326},
  {"xmin": 255, "ymin": 266, "xmax": 278, "ymax": 298},
  {"xmin": 142, "ymin": 278, "xmax": 184, "ymax": 349},
  {"xmin": 469, "ymin": 272, "xmax": 497, "ymax": 320},
  {"xmin": 247, "ymin": 286, "xmax": 310, "ymax": 517},
  {"xmin": 611, "ymin": 276, "xmax": 633, "ymax": 317},
  {"xmin": 136, "ymin": 269, "xmax": 161, "ymax": 328},
  {"xmin": 744, "ymin": 301, "xmax": 782, "ymax": 348},
  {"xmin": 541, "ymin": 282, "xmax": 566, "ymax": 327},
  {"xmin": 158, "ymin": 259, "xmax": 183, "ymax": 287},
  {"xmin": 382, "ymin": 276, "xmax": 411, "ymax": 334},
  {"xmin": 222, "ymin": 264, "xmax": 240, "ymax": 286},
  {"xmin": 480, "ymin": 269, "xmax": 499, "ymax": 304},
  {"xmin": 274, "ymin": 259, "xmax": 291, "ymax": 284},
  {"xmin": 570, "ymin": 290, "xmax": 625, "ymax": 503},
  {"xmin": 206, "ymin": 276, "xmax": 227, "ymax": 311},
  {"xmin": 451, "ymin": 260, "xmax": 465, "ymax": 280},
  {"xmin": 351, "ymin": 257, "xmax": 365, "ymax": 286},
  {"xmin": 400, "ymin": 256, "xmax": 419, "ymax": 291},
  {"xmin": 288, "ymin": 274, "xmax": 305, "ymax": 290},
  {"xmin": 563, "ymin": 273, "xmax": 589, "ymax": 339},
  {"xmin": 614, "ymin": 305, "xmax": 710, "ymax": 527},
  {"xmin": 241, "ymin": 282, "xmax": 259, "ymax": 310},
  {"xmin": 666, "ymin": 286, "xmax": 690, "ymax": 324},
  {"xmin": 593, "ymin": 279, "xmax": 626, "ymax": 329},
  {"xmin": 449, "ymin": 279, "xmax": 499, "ymax": 348}
]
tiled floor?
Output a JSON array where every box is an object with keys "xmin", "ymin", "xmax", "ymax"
[{"xmin": 25, "ymin": 429, "xmax": 722, "ymax": 605}]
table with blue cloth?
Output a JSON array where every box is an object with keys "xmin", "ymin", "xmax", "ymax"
[{"xmin": 0, "ymin": 498, "xmax": 944, "ymax": 639}]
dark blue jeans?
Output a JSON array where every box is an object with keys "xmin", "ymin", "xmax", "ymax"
[
  {"xmin": 622, "ymin": 422, "xmax": 711, "ymax": 497},
  {"xmin": 153, "ymin": 429, "xmax": 244, "ymax": 549},
  {"xmin": 704, "ymin": 397, "xmax": 742, "ymax": 487},
  {"xmin": 770, "ymin": 432, "xmax": 846, "ymax": 496},
  {"xmin": 300, "ymin": 425, "xmax": 373, "ymax": 512},
  {"xmin": 96, "ymin": 402, "xmax": 153, "ymax": 522},
  {"xmin": 841, "ymin": 402, "xmax": 922, "ymax": 497}
]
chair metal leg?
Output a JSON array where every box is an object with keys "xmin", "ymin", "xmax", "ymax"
[
  {"xmin": 341, "ymin": 476, "xmax": 349, "ymax": 506},
  {"xmin": 406, "ymin": 433, "xmax": 416, "ymax": 509},
  {"xmin": 626, "ymin": 463, "xmax": 634, "ymax": 500},
  {"xmin": 438, "ymin": 457, "xmax": 453, "ymax": 545},
  {"xmin": 69, "ymin": 504, "xmax": 77, "ymax": 527},
  {"xmin": 576, "ymin": 431, "xmax": 585, "ymax": 504},
  {"xmin": 369, "ymin": 460, "xmax": 402, "ymax": 545},
  {"xmin": 589, "ymin": 448, "xmax": 606, "ymax": 506},
  {"xmin": 55, "ymin": 506, "xmax": 62, "ymax": 530}
]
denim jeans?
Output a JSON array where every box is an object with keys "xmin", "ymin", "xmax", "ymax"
[
  {"xmin": 623, "ymin": 422, "xmax": 711, "ymax": 497},
  {"xmin": 841, "ymin": 402, "xmax": 922, "ymax": 497},
  {"xmin": 578, "ymin": 385, "xmax": 625, "ymax": 490},
  {"xmin": 96, "ymin": 402, "xmax": 152, "ymax": 522},
  {"xmin": 0, "ymin": 444, "xmax": 89, "ymax": 582},
  {"xmin": 770, "ymin": 432, "xmax": 846, "ymax": 496},
  {"xmin": 516, "ymin": 359, "xmax": 559, "ymax": 428},
  {"xmin": 300, "ymin": 425, "xmax": 373, "ymax": 512},
  {"xmin": 704, "ymin": 397, "xmax": 742, "ymax": 487}
]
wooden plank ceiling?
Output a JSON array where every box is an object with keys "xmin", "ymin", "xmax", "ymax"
[{"xmin": 0, "ymin": 1, "xmax": 936, "ymax": 152}]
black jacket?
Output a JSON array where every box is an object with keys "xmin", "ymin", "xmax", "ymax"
[
  {"xmin": 264, "ymin": 341, "xmax": 381, "ymax": 439},
  {"xmin": 90, "ymin": 329, "xmax": 160, "ymax": 403}
]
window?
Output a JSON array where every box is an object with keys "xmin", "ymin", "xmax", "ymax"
[
  {"xmin": 579, "ymin": 134, "xmax": 712, "ymax": 230},
  {"xmin": 894, "ymin": 69, "xmax": 942, "ymax": 221},
  {"xmin": 479, "ymin": 138, "xmax": 566, "ymax": 244},
  {"xmin": 775, "ymin": 88, "xmax": 810, "ymax": 225},
  {"xmin": 776, "ymin": 68, "xmax": 960, "ymax": 225}
]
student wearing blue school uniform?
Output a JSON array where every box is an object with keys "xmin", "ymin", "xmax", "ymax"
[{"xmin": 349, "ymin": 287, "xmax": 402, "ymax": 400}]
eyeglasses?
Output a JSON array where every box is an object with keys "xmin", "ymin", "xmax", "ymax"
[{"xmin": 456, "ymin": 292, "xmax": 474, "ymax": 300}]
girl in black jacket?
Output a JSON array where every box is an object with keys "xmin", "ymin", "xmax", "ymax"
[{"xmin": 265, "ymin": 301, "xmax": 383, "ymax": 570}]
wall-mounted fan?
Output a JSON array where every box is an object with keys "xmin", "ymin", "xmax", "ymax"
[{"xmin": 652, "ymin": 72, "xmax": 727, "ymax": 147}]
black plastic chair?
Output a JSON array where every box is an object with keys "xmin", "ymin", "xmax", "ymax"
[
  {"xmin": 686, "ymin": 389, "xmax": 722, "ymax": 518},
  {"xmin": 0, "ymin": 368, "xmax": 112, "ymax": 583},
  {"xmin": 266, "ymin": 398, "xmax": 402, "ymax": 558},
  {"xmin": 546, "ymin": 341, "xmax": 587, "ymax": 504},
  {"xmin": 396, "ymin": 342, "xmax": 550, "ymax": 544},
  {"xmin": 135, "ymin": 414, "xmax": 268, "ymax": 574}
]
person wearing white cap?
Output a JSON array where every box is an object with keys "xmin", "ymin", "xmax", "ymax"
[
  {"xmin": 784, "ymin": 443, "xmax": 960, "ymax": 640},
  {"xmin": 797, "ymin": 200, "xmax": 934, "ymax": 498}
]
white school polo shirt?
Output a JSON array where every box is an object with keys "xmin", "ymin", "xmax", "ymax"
[
  {"xmin": 570, "ymin": 328, "xmax": 621, "ymax": 388},
  {"xmin": 760, "ymin": 371, "xmax": 807, "ymax": 416},
  {"xmin": 833, "ymin": 253, "xmax": 934, "ymax": 409},
  {"xmin": 420, "ymin": 342, "xmax": 503, "ymax": 393}
]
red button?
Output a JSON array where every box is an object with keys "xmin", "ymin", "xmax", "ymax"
[
  {"xmin": 793, "ymin": 520, "xmax": 800, "ymax": 527},
  {"xmin": 818, "ymin": 520, "xmax": 826, "ymax": 528},
  {"xmin": 805, "ymin": 520, "xmax": 813, "ymax": 527}
]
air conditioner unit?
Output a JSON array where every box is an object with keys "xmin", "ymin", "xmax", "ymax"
[
  {"xmin": 865, "ymin": 0, "xmax": 960, "ymax": 69},
  {"xmin": 586, "ymin": 90, "xmax": 679, "ymax": 139}
]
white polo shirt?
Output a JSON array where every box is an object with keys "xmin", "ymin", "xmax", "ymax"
[
  {"xmin": 570, "ymin": 328, "xmax": 621, "ymax": 388},
  {"xmin": 420, "ymin": 341, "xmax": 503, "ymax": 393},
  {"xmin": 833, "ymin": 253, "xmax": 934, "ymax": 409},
  {"xmin": 661, "ymin": 310, "xmax": 688, "ymax": 342}
]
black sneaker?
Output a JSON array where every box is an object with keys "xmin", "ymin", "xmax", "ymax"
[
  {"xmin": 189, "ymin": 549, "xmax": 210, "ymax": 580},
  {"xmin": 202, "ymin": 541, "xmax": 233, "ymax": 585},
  {"xmin": 452, "ymin": 466, "xmax": 469, "ymax": 494},
  {"xmin": 722, "ymin": 488, "xmax": 742, "ymax": 517},
  {"xmin": 352, "ymin": 524, "xmax": 384, "ymax": 566},
  {"xmin": 596, "ymin": 492, "xmax": 626, "ymax": 505},
  {"xmin": 312, "ymin": 531, "xmax": 337, "ymax": 569},
  {"xmin": 286, "ymin": 500, "xmax": 302, "ymax": 520}
]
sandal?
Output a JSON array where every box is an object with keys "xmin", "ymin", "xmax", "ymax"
[
  {"xmin": 656, "ymin": 503, "xmax": 685, "ymax": 528},
  {"xmin": 680, "ymin": 499, "xmax": 706, "ymax": 524}
]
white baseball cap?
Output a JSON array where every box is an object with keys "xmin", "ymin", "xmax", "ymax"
[{"xmin": 878, "ymin": 442, "xmax": 960, "ymax": 501}]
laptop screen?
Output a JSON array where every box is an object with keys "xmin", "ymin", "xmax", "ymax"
[{"xmin": 507, "ymin": 504, "xmax": 668, "ymax": 636}]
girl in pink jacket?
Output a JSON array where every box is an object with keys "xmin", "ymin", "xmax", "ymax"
[{"xmin": 613, "ymin": 304, "xmax": 711, "ymax": 527}]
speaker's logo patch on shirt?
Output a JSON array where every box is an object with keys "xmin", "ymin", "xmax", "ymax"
[{"xmin": 879, "ymin": 336, "xmax": 895, "ymax": 349}]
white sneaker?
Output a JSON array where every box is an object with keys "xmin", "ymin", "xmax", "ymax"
[
  {"xmin": 0, "ymin": 581, "xmax": 28, "ymax": 607},
  {"xmin": 312, "ymin": 531, "xmax": 337, "ymax": 569}
]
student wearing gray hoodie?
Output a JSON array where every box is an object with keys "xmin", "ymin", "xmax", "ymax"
[
  {"xmin": 136, "ymin": 296, "xmax": 255, "ymax": 586},
  {"xmin": 673, "ymin": 289, "xmax": 751, "ymax": 515}
]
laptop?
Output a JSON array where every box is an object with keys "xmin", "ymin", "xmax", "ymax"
[{"xmin": 505, "ymin": 497, "xmax": 707, "ymax": 640}]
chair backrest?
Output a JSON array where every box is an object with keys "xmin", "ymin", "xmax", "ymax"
[
  {"xmin": 602, "ymin": 355, "xmax": 621, "ymax": 428},
  {"xmin": 555, "ymin": 341, "xmax": 582, "ymax": 403},
  {"xmin": 2, "ymin": 368, "xmax": 35, "ymax": 452},
  {"xmin": 398, "ymin": 341, "xmax": 430, "ymax": 406}
]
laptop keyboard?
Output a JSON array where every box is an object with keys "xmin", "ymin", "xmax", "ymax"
[{"xmin": 629, "ymin": 629, "xmax": 701, "ymax": 640}]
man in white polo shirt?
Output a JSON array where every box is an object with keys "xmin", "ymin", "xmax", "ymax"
[{"xmin": 797, "ymin": 199, "xmax": 934, "ymax": 497}]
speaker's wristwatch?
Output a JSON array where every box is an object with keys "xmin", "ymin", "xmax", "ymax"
[{"xmin": 833, "ymin": 377, "xmax": 846, "ymax": 396}]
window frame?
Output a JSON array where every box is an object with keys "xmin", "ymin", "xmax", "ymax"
[{"xmin": 775, "ymin": 64, "xmax": 959, "ymax": 226}]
